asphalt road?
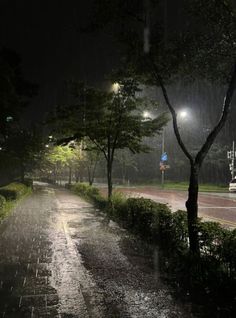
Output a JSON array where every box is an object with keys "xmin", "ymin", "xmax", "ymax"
[
  {"xmin": 117, "ymin": 187, "xmax": 236, "ymax": 228},
  {"xmin": 0, "ymin": 183, "xmax": 193, "ymax": 317}
]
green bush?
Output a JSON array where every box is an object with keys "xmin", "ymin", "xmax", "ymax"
[
  {"xmin": 71, "ymin": 182, "xmax": 107, "ymax": 209},
  {"xmin": 22, "ymin": 178, "xmax": 33, "ymax": 187},
  {"xmin": 198, "ymin": 221, "xmax": 227, "ymax": 258},
  {"xmin": 221, "ymin": 229, "xmax": 236, "ymax": 278},
  {"xmin": 117, "ymin": 197, "xmax": 172, "ymax": 239},
  {"xmin": 110, "ymin": 191, "xmax": 127, "ymax": 220},
  {"xmin": 170, "ymin": 210, "xmax": 189, "ymax": 251},
  {"xmin": 69, "ymin": 183, "xmax": 236, "ymax": 315},
  {"xmin": 0, "ymin": 195, "xmax": 6, "ymax": 209},
  {"xmin": 151, "ymin": 202, "xmax": 173, "ymax": 241},
  {"xmin": 124, "ymin": 198, "xmax": 154, "ymax": 235},
  {"xmin": 93, "ymin": 194, "xmax": 107, "ymax": 209},
  {"xmin": 0, "ymin": 182, "xmax": 28, "ymax": 200}
]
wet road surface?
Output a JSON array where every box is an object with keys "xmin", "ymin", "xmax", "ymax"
[
  {"xmin": 0, "ymin": 183, "xmax": 193, "ymax": 317},
  {"xmin": 115, "ymin": 187, "xmax": 236, "ymax": 228}
]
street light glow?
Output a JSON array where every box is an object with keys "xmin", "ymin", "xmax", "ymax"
[
  {"xmin": 143, "ymin": 111, "xmax": 151, "ymax": 119},
  {"xmin": 179, "ymin": 110, "xmax": 188, "ymax": 119},
  {"xmin": 112, "ymin": 82, "xmax": 120, "ymax": 93}
]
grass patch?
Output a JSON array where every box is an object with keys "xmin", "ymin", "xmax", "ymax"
[
  {"xmin": 0, "ymin": 185, "xmax": 32, "ymax": 221},
  {"xmin": 129, "ymin": 181, "xmax": 228, "ymax": 192}
]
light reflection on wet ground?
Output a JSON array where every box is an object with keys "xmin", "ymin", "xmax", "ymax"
[{"xmin": 0, "ymin": 183, "xmax": 193, "ymax": 317}]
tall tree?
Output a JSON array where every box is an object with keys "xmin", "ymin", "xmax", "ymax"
[
  {"xmin": 79, "ymin": 139, "xmax": 101, "ymax": 186},
  {"xmin": 115, "ymin": 149, "xmax": 138, "ymax": 184},
  {"xmin": 5, "ymin": 128, "xmax": 45, "ymax": 182},
  {"xmin": 0, "ymin": 48, "xmax": 37, "ymax": 142},
  {"xmin": 89, "ymin": 0, "xmax": 236, "ymax": 253},
  {"xmin": 45, "ymin": 145, "xmax": 77, "ymax": 185},
  {"xmin": 49, "ymin": 80, "xmax": 168, "ymax": 199}
]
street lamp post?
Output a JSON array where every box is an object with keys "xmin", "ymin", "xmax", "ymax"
[{"xmin": 161, "ymin": 129, "xmax": 165, "ymax": 188}]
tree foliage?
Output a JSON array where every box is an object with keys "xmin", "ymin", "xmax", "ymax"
[
  {"xmin": 4, "ymin": 128, "xmax": 45, "ymax": 181},
  {"xmin": 0, "ymin": 48, "xmax": 37, "ymax": 142},
  {"xmin": 88, "ymin": 0, "xmax": 236, "ymax": 252},
  {"xmin": 49, "ymin": 79, "xmax": 168, "ymax": 198},
  {"xmin": 89, "ymin": 0, "xmax": 236, "ymax": 82}
]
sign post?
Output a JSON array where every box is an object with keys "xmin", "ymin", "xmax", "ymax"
[
  {"xmin": 160, "ymin": 130, "xmax": 170, "ymax": 188},
  {"xmin": 161, "ymin": 130, "xmax": 165, "ymax": 188},
  {"xmin": 160, "ymin": 151, "xmax": 168, "ymax": 188},
  {"xmin": 227, "ymin": 141, "xmax": 236, "ymax": 179}
]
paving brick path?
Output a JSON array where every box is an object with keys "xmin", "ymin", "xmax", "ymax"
[
  {"xmin": 0, "ymin": 185, "xmax": 60, "ymax": 317},
  {"xmin": 0, "ymin": 183, "xmax": 90, "ymax": 317},
  {"xmin": 0, "ymin": 183, "xmax": 192, "ymax": 318}
]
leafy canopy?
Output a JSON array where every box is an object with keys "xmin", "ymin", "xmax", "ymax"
[{"xmin": 50, "ymin": 79, "xmax": 168, "ymax": 157}]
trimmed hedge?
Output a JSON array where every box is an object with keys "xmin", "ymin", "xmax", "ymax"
[
  {"xmin": 0, "ymin": 195, "xmax": 6, "ymax": 210},
  {"xmin": 111, "ymin": 196, "xmax": 187, "ymax": 250},
  {"xmin": 22, "ymin": 178, "xmax": 33, "ymax": 188},
  {"xmin": 70, "ymin": 183, "xmax": 107, "ymax": 209},
  {"xmin": 70, "ymin": 183, "xmax": 236, "ymax": 315},
  {"xmin": 0, "ymin": 182, "xmax": 29, "ymax": 201}
]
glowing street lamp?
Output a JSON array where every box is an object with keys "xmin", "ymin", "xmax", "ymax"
[
  {"xmin": 112, "ymin": 82, "xmax": 120, "ymax": 94},
  {"xmin": 179, "ymin": 109, "xmax": 189, "ymax": 120},
  {"xmin": 143, "ymin": 111, "xmax": 151, "ymax": 119}
]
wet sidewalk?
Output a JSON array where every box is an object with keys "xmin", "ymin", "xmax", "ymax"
[
  {"xmin": 0, "ymin": 183, "xmax": 192, "ymax": 317},
  {"xmin": 0, "ymin": 184, "xmax": 61, "ymax": 317}
]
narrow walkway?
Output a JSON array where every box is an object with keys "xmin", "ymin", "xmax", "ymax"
[{"xmin": 0, "ymin": 183, "xmax": 192, "ymax": 317}]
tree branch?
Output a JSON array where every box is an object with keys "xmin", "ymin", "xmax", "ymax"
[
  {"xmin": 149, "ymin": 58, "xmax": 194, "ymax": 165},
  {"xmin": 195, "ymin": 62, "xmax": 236, "ymax": 166},
  {"xmin": 89, "ymin": 136, "xmax": 108, "ymax": 161}
]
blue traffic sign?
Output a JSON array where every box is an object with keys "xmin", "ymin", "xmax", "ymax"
[{"xmin": 161, "ymin": 152, "xmax": 168, "ymax": 162}]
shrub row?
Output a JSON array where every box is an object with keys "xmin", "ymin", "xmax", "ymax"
[
  {"xmin": 22, "ymin": 178, "xmax": 33, "ymax": 188},
  {"xmin": 111, "ymin": 194, "xmax": 236, "ymax": 315},
  {"xmin": 70, "ymin": 183, "xmax": 236, "ymax": 315},
  {"xmin": 108, "ymin": 192, "xmax": 188, "ymax": 250},
  {"xmin": 70, "ymin": 183, "xmax": 107, "ymax": 209},
  {"xmin": 0, "ymin": 195, "xmax": 6, "ymax": 210},
  {"xmin": 0, "ymin": 182, "xmax": 29, "ymax": 201},
  {"xmin": 69, "ymin": 183, "xmax": 236, "ymax": 270},
  {"xmin": 112, "ymin": 194, "xmax": 236, "ymax": 277}
]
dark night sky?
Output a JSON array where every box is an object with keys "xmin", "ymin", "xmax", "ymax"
[
  {"xmin": 0, "ymin": 0, "xmax": 118, "ymax": 121},
  {"xmin": 1, "ymin": 0, "xmax": 235, "ymax": 126}
]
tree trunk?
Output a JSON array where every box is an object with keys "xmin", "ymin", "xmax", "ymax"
[
  {"xmin": 150, "ymin": 59, "xmax": 236, "ymax": 255},
  {"xmin": 122, "ymin": 163, "xmax": 126, "ymax": 184},
  {"xmin": 75, "ymin": 169, "xmax": 79, "ymax": 183},
  {"xmin": 68, "ymin": 166, "xmax": 72, "ymax": 184},
  {"xmin": 88, "ymin": 168, "xmax": 93, "ymax": 186},
  {"xmin": 53, "ymin": 167, "xmax": 57, "ymax": 184},
  {"xmin": 87, "ymin": 166, "xmax": 92, "ymax": 185},
  {"xmin": 20, "ymin": 164, "xmax": 25, "ymax": 183},
  {"xmin": 107, "ymin": 160, "xmax": 113, "ymax": 200},
  {"xmin": 90, "ymin": 160, "xmax": 98, "ymax": 186},
  {"xmin": 186, "ymin": 164, "xmax": 200, "ymax": 254}
]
